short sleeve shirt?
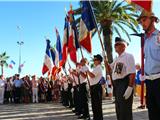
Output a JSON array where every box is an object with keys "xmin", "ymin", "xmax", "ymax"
[
  {"xmin": 79, "ymin": 65, "xmax": 88, "ymax": 84},
  {"xmin": 89, "ymin": 65, "xmax": 103, "ymax": 86},
  {"xmin": 111, "ymin": 52, "xmax": 136, "ymax": 80}
]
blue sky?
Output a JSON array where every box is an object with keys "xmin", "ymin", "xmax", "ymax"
[{"xmin": 0, "ymin": 0, "xmax": 160, "ymax": 77}]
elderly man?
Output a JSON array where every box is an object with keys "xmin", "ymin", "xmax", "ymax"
[
  {"xmin": 110, "ymin": 37, "xmax": 136, "ymax": 120},
  {"xmin": 137, "ymin": 10, "xmax": 160, "ymax": 120}
]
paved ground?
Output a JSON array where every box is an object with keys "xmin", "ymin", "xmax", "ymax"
[{"xmin": 0, "ymin": 97, "xmax": 148, "ymax": 120}]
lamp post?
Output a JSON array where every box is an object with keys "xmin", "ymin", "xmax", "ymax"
[
  {"xmin": 17, "ymin": 41, "xmax": 24, "ymax": 74},
  {"xmin": 17, "ymin": 26, "xmax": 24, "ymax": 75}
]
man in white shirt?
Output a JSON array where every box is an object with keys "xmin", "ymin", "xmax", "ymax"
[
  {"xmin": 77, "ymin": 58, "xmax": 90, "ymax": 119},
  {"xmin": 31, "ymin": 75, "xmax": 39, "ymax": 103},
  {"xmin": 87, "ymin": 54, "xmax": 103, "ymax": 120},
  {"xmin": 0, "ymin": 75, "xmax": 5, "ymax": 104},
  {"xmin": 110, "ymin": 37, "xmax": 136, "ymax": 120}
]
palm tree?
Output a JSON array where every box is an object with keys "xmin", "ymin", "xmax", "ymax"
[
  {"xmin": 0, "ymin": 52, "xmax": 9, "ymax": 76},
  {"xmin": 74, "ymin": 1, "xmax": 139, "ymax": 63}
]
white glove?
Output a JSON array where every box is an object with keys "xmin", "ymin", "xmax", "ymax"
[
  {"xmin": 123, "ymin": 86, "xmax": 133, "ymax": 100},
  {"xmin": 139, "ymin": 74, "xmax": 146, "ymax": 81},
  {"xmin": 102, "ymin": 51, "xmax": 106, "ymax": 58},
  {"xmin": 84, "ymin": 65, "xmax": 89, "ymax": 72}
]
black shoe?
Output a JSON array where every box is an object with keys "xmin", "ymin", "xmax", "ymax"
[
  {"xmin": 75, "ymin": 112, "xmax": 80, "ymax": 116},
  {"xmin": 85, "ymin": 117, "xmax": 90, "ymax": 120},
  {"xmin": 77, "ymin": 115, "xmax": 83, "ymax": 119},
  {"xmin": 78, "ymin": 115, "xmax": 90, "ymax": 119},
  {"xmin": 83, "ymin": 116, "xmax": 90, "ymax": 120},
  {"xmin": 72, "ymin": 109, "xmax": 76, "ymax": 113},
  {"xmin": 137, "ymin": 105, "xmax": 145, "ymax": 109},
  {"xmin": 69, "ymin": 106, "xmax": 73, "ymax": 108}
]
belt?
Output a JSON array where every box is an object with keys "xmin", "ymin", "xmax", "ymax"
[{"xmin": 145, "ymin": 73, "xmax": 160, "ymax": 80}]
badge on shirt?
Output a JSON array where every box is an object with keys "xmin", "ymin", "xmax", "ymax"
[{"xmin": 114, "ymin": 62, "xmax": 124, "ymax": 74}]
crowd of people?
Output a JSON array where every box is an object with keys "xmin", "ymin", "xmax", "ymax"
[{"xmin": 0, "ymin": 74, "xmax": 63, "ymax": 104}]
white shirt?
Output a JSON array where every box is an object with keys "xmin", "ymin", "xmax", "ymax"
[
  {"xmin": 62, "ymin": 77, "xmax": 68, "ymax": 91},
  {"xmin": 79, "ymin": 65, "xmax": 88, "ymax": 84},
  {"xmin": 111, "ymin": 52, "xmax": 136, "ymax": 80},
  {"xmin": 89, "ymin": 65, "xmax": 103, "ymax": 86},
  {"xmin": 0, "ymin": 79, "xmax": 5, "ymax": 88},
  {"xmin": 32, "ymin": 79, "xmax": 38, "ymax": 88}
]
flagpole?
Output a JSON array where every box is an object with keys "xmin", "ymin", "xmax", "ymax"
[
  {"xmin": 17, "ymin": 26, "xmax": 24, "ymax": 75},
  {"xmin": 67, "ymin": 61, "xmax": 78, "ymax": 87},
  {"xmin": 88, "ymin": 1, "xmax": 114, "ymax": 87}
]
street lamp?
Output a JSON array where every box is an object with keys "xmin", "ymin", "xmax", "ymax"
[
  {"xmin": 17, "ymin": 41, "xmax": 24, "ymax": 74},
  {"xmin": 17, "ymin": 26, "xmax": 24, "ymax": 74}
]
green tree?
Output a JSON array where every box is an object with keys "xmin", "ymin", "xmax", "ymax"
[
  {"xmin": 74, "ymin": 1, "xmax": 138, "ymax": 63},
  {"xmin": 0, "ymin": 52, "xmax": 9, "ymax": 76}
]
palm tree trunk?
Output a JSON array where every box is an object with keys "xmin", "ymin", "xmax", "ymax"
[
  {"xmin": 1, "ymin": 64, "xmax": 3, "ymax": 76},
  {"xmin": 101, "ymin": 20, "xmax": 113, "ymax": 64}
]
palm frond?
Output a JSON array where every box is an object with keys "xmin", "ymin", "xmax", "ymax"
[
  {"xmin": 4, "ymin": 62, "xmax": 8, "ymax": 67},
  {"xmin": 115, "ymin": 23, "xmax": 131, "ymax": 41},
  {"xmin": 118, "ymin": 20, "xmax": 138, "ymax": 34},
  {"xmin": 0, "ymin": 52, "xmax": 9, "ymax": 68},
  {"xmin": 112, "ymin": 1, "xmax": 124, "ymax": 13},
  {"xmin": 73, "ymin": 7, "xmax": 81, "ymax": 15},
  {"xmin": 112, "ymin": 26, "xmax": 121, "ymax": 38}
]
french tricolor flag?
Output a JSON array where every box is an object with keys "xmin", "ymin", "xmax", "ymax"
[
  {"xmin": 42, "ymin": 39, "xmax": 52, "ymax": 75},
  {"xmin": 67, "ymin": 8, "xmax": 79, "ymax": 64},
  {"xmin": 79, "ymin": 1, "xmax": 96, "ymax": 53},
  {"xmin": 55, "ymin": 28, "xmax": 63, "ymax": 67},
  {"xmin": 9, "ymin": 60, "xmax": 16, "ymax": 69},
  {"xmin": 62, "ymin": 16, "xmax": 69, "ymax": 65}
]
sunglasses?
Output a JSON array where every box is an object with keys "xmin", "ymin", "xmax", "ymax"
[{"xmin": 93, "ymin": 59, "xmax": 98, "ymax": 61}]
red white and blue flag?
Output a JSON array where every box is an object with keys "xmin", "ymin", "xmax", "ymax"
[
  {"xmin": 9, "ymin": 60, "xmax": 16, "ymax": 69},
  {"xmin": 68, "ymin": 9, "xmax": 79, "ymax": 64},
  {"xmin": 62, "ymin": 17, "xmax": 69, "ymax": 65},
  {"xmin": 42, "ymin": 39, "xmax": 52, "ymax": 75},
  {"xmin": 18, "ymin": 61, "xmax": 25, "ymax": 73},
  {"xmin": 55, "ymin": 28, "xmax": 63, "ymax": 67},
  {"xmin": 50, "ymin": 47, "xmax": 58, "ymax": 76},
  {"xmin": 79, "ymin": 1, "xmax": 96, "ymax": 53},
  {"xmin": 50, "ymin": 47, "xmax": 57, "ymax": 65}
]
